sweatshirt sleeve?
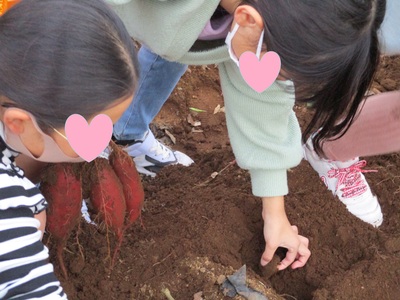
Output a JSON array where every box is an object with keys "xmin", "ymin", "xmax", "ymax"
[{"xmin": 218, "ymin": 60, "xmax": 303, "ymax": 197}]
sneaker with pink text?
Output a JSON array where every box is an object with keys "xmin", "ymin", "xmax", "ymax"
[{"xmin": 303, "ymin": 137, "xmax": 383, "ymax": 227}]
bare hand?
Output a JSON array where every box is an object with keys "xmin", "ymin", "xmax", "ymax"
[{"xmin": 261, "ymin": 197, "xmax": 311, "ymax": 270}]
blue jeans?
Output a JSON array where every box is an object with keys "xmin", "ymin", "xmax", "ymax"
[{"xmin": 113, "ymin": 46, "xmax": 188, "ymax": 141}]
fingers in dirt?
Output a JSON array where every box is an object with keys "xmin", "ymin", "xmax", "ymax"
[
  {"xmin": 290, "ymin": 245, "xmax": 311, "ymax": 269},
  {"xmin": 260, "ymin": 243, "xmax": 279, "ymax": 266},
  {"xmin": 277, "ymin": 247, "xmax": 297, "ymax": 270}
]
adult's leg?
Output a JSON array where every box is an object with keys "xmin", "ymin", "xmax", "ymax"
[
  {"xmin": 323, "ymin": 91, "xmax": 400, "ymax": 160},
  {"xmin": 113, "ymin": 46, "xmax": 188, "ymax": 141},
  {"xmin": 113, "ymin": 46, "xmax": 193, "ymax": 176}
]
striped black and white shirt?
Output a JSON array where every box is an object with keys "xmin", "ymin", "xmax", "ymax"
[{"xmin": 0, "ymin": 122, "xmax": 66, "ymax": 299}]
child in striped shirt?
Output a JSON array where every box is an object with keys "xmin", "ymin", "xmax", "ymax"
[{"xmin": 0, "ymin": 0, "xmax": 139, "ymax": 298}]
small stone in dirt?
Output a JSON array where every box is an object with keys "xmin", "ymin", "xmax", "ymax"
[
  {"xmin": 211, "ymin": 172, "xmax": 219, "ymax": 179},
  {"xmin": 193, "ymin": 291, "xmax": 203, "ymax": 300}
]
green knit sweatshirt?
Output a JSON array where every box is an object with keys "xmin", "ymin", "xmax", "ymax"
[{"xmin": 107, "ymin": 0, "xmax": 303, "ymax": 197}]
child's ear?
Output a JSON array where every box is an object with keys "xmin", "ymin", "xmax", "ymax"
[
  {"xmin": 234, "ymin": 5, "xmax": 264, "ymax": 31},
  {"xmin": 3, "ymin": 109, "xmax": 31, "ymax": 134}
]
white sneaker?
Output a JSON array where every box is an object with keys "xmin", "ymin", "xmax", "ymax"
[
  {"xmin": 303, "ymin": 137, "xmax": 383, "ymax": 227},
  {"xmin": 117, "ymin": 130, "xmax": 194, "ymax": 177}
]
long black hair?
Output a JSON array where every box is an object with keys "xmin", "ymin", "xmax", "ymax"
[
  {"xmin": 242, "ymin": 0, "xmax": 386, "ymax": 156},
  {"xmin": 0, "ymin": 0, "xmax": 138, "ymax": 132}
]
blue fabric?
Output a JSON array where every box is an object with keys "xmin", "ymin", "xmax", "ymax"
[
  {"xmin": 379, "ymin": 0, "xmax": 400, "ymax": 55},
  {"xmin": 113, "ymin": 46, "xmax": 188, "ymax": 141}
]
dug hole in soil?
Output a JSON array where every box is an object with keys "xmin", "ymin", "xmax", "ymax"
[{"xmin": 50, "ymin": 56, "xmax": 400, "ymax": 299}]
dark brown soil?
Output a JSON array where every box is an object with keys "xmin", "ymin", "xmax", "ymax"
[{"xmin": 50, "ymin": 56, "xmax": 400, "ymax": 300}]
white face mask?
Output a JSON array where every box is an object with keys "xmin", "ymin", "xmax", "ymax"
[
  {"xmin": 3, "ymin": 108, "xmax": 84, "ymax": 163},
  {"xmin": 225, "ymin": 23, "xmax": 265, "ymax": 67}
]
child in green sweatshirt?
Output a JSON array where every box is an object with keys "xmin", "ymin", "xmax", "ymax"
[{"xmin": 107, "ymin": 0, "xmax": 386, "ymax": 271}]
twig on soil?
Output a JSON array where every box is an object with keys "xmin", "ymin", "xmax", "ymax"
[
  {"xmin": 64, "ymin": 247, "xmax": 74, "ymax": 255},
  {"xmin": 292, "ymin": 189, "xmax": 309, "ymax": 195},
  {"xmin": 195, "ymin": 159, "xmax": 236, "ymax": 187},
  {"xmin": 376, "ymin": 175, "xmax": 400, "ymax": 186},
  {"xmin": 75, "ymin": 222, "xmax": 85, "ymax": 260},
  {"xmin": 152, "ymin": 252, "xmax": 173, "ymax": 267},
  {"xmin": 280, "ymin": 294, "xmax": 298, "ymax": 300},
  {"xmin": 161, "ymin": 288, "xmax": 175, "ymax": 300}
]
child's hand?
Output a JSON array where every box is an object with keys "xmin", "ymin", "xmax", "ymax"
[{"xmin": 260, "ymin": 196, "xmax": 311, "ymax": 270}]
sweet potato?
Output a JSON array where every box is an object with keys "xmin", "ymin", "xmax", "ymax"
[
  {"xmin": 89, "ymin": 158, "xmax": 127, "ymax": 266},
  {"xmin": 40, "ymin": 163, "xmax": 83, "ymax": 278},
  {"xmin": 89, "ymin": 158, "xmax": 126, "ymax": 240},
  {"xmin": 109, "ymin": 141, "xmax": 144, "ymax": 226}
]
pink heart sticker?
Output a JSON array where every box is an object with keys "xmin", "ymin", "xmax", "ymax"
[
  {"xmin": 239, "ymin": 51, "xmax": 281, "ymax": 93},
  {"xmin": 65, "ymin": 114, "xmax": 113, "ymax": 162}
]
